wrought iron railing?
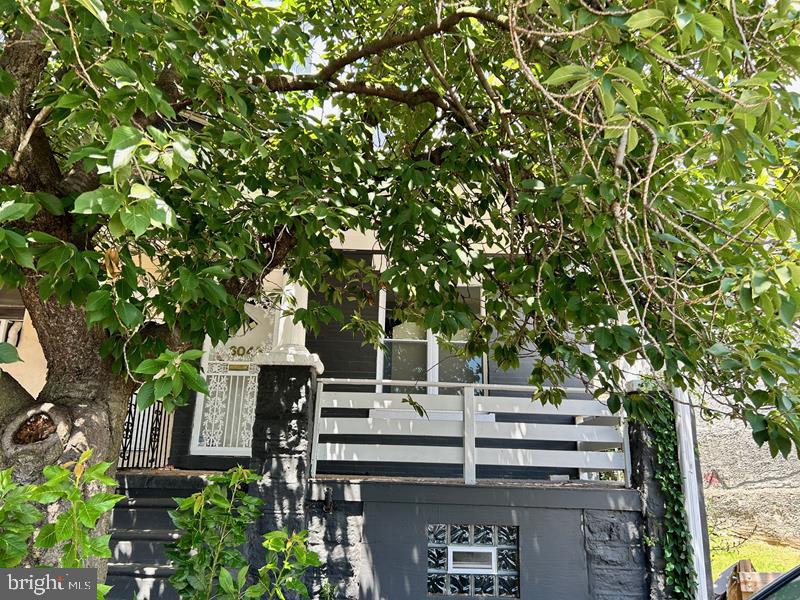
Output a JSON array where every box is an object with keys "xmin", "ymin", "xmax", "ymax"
[{"xmin": 118, "ymin": 394, "xmax": 174, "ymax": 470}]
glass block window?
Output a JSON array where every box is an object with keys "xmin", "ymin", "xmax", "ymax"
[{"xmin": 426, "ymin": 524, "xmax": 520, "ymax": 597}]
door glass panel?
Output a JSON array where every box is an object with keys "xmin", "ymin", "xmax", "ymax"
[
  {"xmin": 380, "ymin": 287, "xmax": 484, "ymax": 393},
  {"xmin": 383, "ymin": 340, "xmax": 427, "ymax": 392},
  {"xmin": 439, "ymin": 344, "xmax": 483, "ymax": 394}
]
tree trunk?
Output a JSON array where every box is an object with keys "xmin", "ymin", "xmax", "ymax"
[{"xmin": 0, "ymin": 280, "xmax": 135, "ymax": 576}]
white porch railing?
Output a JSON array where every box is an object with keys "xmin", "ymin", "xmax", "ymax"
[{"xmin": 311, "ymin": 379, "xmax": 631, "ymax": 485}]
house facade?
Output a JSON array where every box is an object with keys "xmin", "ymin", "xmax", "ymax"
[{"xmin": 1, "ymin": 239, "xmax": 712, "ymax": 599}]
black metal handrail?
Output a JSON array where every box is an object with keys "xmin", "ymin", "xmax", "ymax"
[{"xmin": 118, "ymin": 393, "xmax": 174, "ymax": 470}]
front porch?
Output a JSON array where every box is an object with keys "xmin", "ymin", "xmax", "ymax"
[
  {"xmin": 108, "ymin": 281, "xmax": 667, "ymax": 599},
  {"xmin": 119, "ymin": 377, "xmax": 631, "ymax": 487},
  {"xmin": 110, "ymin": 371, "xmax": 644, "ymax": 600}
]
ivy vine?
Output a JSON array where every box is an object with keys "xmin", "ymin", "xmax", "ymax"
[{"xmin": 626, "ymin": 392, "xmax": 697, "ymax": 599}]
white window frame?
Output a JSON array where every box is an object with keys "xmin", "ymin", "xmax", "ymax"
[
  {"xmin": 447, "ymin": 546, "xmax": 497, "ymax": 575},
  {"xmin": 374, "ymin": 287, "xmax": 485, "ymax": 394}
]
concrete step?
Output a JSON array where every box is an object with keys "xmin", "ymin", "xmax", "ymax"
[
  {"xmin": 116, "ymin": 474, "xmax": 207, "ymax": 499},
  {"xmin": 111, "ymin": 507, "xmax": 175, "ymax": 530},
  {"xmin": 117, "ymin": 496, "xmax": 179, "ymax": 509},
  {"xmin": 110, "ymin": 528, "xmax": 180, "ymax": 542},
  {"xmin": 110, "ymin": 538, "xmax": 171, "ymax": 564},
  {"xmin": 106, "ymin": 574, "xmax": 178, "ymax": 600},
  {"xmin": 107, "ymin": 563, "xmax": 176, "ymax": 577},
  {"xmin": 109, "ymin": 473, "xmax": 203, "ymax": 600}
]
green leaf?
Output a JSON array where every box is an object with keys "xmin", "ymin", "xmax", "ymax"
[
  {"xmin": 739, "ymin": 283, "xmax": 754, "ymax": 311},
  {"xmin": 73, "ymin": 188, "xmax": 124, "ymax": 215},
  {"xmin": 74, "ymin": 0, "xmax": 109, "ymax": 29},
  {"xmin": 695, "ymin": 13, "xmax": 724, "ymax": 40},
  {"xmin": 675, "ymin": 11, "xmax": 693, "ymax": 30},
  {"xmin": 780, "ymin": 296, "xmax": 796, "ymax": 326},
  {"xmin": 641, "ymin": 106, "xmax": 667, "ymax": 125},
  {"xmin": 612, "ymin": 82, "xmax": 638, "ymax": 113},
  {"xmin": 0, "ymin": 67, "xmax": 16, "ymax": 96},
  {"xmin": 608, "ymin": 66, "xmax": 646, "ymax": 90},
  {"xmin": 102, "ymin": 59, "xmax": 138, "ymax": 83},
  {"xmin": 0, "ymin": 202, "xmax": 35, "ymax": 223},
  {"xmin": 87, "ymin": 534, "xmax": 112, "ymax": 558},
  {"xmin": 154, "ymin": 375, "xmax": 173, "ymax": 399},
  {"xmin": 543, "ymin": 65, "xmax": 592, "ymax": 86},
  {"xmin": 219, "ymin": 568, "xmax": 235, "ymax": 595},
  {"xmin": 244, "ymin": 584, "xmax": 267, "ymax": 598},
  {"xmin": 34, "ymin": 192, "xmax": 64, "ymax": 215},
  {"xmin": 626, "ymin": 9, "xmax": 667, "ymax": 30},
  {"xmin": 172, "ymin": 134, "xmax": 197, "ymax": 165},
  {"xmin": 0, "ymin": 342, "xmax": 20, "ymax": 364},
  {"xmin": 751, "ymin": 270, "xmax": 772, "ymax": 297},
  {"xmin": 172, "ymin": 0, "xmax": 194, "ymax": 12},
  {"xmin": 135, "ymin": 359, "xmax": 164, "ymax": 374},
  {"xmin": 136, "ymin": 380, "xmax": 155, "ymax": 409},
  {"xmin": 593, "ymin": 327, "xmax": 614, "ymax": 349},
  {"xmin": 626, "ymin": 125, "xmax": 639, "ymax": 153},
  {"xmin": 34, "ymin": 524, "xmax": 58, "ymax": 548},
  {"xmin": 708, "ymin": 342, "xmax": 731, "ymax": 357},
  {"xmin": 129, "ymin": 184, "xmax": 154, "ymax": 199},
  {"xmin": 115, "ymin": 301, "xmax": 142, "ymax": 328},
  {"xmin": 108, "ymin": 126, "xmax": 143, "ymax": 151},
  {"xmin": 120, "ymin": 205, "xmax": 151, "ymax": 237}
]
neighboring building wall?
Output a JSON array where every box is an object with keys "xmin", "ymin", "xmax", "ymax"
[
  {"xmin": 1, "ymin": 312, "xmax": 47, "ymax": 397},
  {"xmin": 696, "ymin": 410, "xmax": 800, "ymax": 547}
]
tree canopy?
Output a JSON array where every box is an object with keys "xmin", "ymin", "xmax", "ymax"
[{"xmin": 2, "ymin": 0, "xmax": 800, "ymax": 457}]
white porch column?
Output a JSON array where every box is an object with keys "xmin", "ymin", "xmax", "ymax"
[
  {"xmin": 253, "ymin": 281, "xmax": 324, "ymax": 374},
  {"xmin": 673, "ymin": 387, "xmax": 711, "ymax": 600}
]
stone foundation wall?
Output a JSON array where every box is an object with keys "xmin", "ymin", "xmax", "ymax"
[
  {"xmin": 584, "ymin": 510, "xmax": 648, "ymax": 599},
  {"xmin": 305, "ymin": 499, "xmax": 364, "ymax": 599}
]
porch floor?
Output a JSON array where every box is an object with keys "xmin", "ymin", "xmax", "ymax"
[{"xmin": 117, "ymin": 468, "xmax": 626, "ymax": 489}]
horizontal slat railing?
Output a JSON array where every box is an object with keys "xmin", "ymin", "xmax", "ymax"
[{"xmin": 312, "ymin": 378, "xmax": 630, "ymax": 485}]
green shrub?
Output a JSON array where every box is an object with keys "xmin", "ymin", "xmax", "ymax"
[
  {"xmin": 0, "ymin": 450, "xmax": 123, "ymax": 598},
  {"xmin": 168, "ymin": 466, "xmax": 320, "ymax": 599}
]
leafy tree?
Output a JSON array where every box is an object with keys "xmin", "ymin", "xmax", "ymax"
[{"xmin": 1, "ymin": 0, "xmax": 800, "ymax": 548}]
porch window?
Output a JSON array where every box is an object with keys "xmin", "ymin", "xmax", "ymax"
[{"xmin": 378, "ymin": 287, "xmax": 484, "ymax": 394}]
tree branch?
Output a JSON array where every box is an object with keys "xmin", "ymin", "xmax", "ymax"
[
  {"xmin": 0, "ymin": 27, "xmax": 63, "ymax": 193},
  {"xmin": 316, "ymin": 7, "xmax": 509, "ymax": 81},
  {"xmin": 7, "ymin": 105, "xmax": 53, "ymax": 177},
  {"xmin": 263, "ymin": 74, "xmax": 448, "ymax": 110}
]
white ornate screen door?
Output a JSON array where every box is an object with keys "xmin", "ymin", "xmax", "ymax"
[{"xmin": 189, "ymin": 305, "xmax": 276, "ymax": 456}]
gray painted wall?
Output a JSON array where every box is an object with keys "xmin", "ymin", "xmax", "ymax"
[{"xmin": 306, "ymin": 482, "xmax": 648, "ymax": 600}]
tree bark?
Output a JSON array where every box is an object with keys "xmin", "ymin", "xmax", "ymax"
[{"xmin": 0, "ymin": 280, "xmax": 136, "ymax": 577}]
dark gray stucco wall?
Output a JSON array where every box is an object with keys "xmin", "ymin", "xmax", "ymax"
[{"xmin": 304, "ymin": 482, "xmax": 647, "ymax": 600}]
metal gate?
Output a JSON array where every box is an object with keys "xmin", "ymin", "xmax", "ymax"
[
  {"xmin": 118, "ymin": 394, "xmax": 174, "ymax": 470},
  {"xmin": 189, "ymin": 345, "xmax": 260, "ymax": 456},
  {"xmin": 188, "ymin": 306, "xmax": 275, "ymax": 457}
]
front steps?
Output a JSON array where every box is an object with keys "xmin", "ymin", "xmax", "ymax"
[{"xmin": 107, "ymin": 473, "xmax": 207, "ymax": 600}]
